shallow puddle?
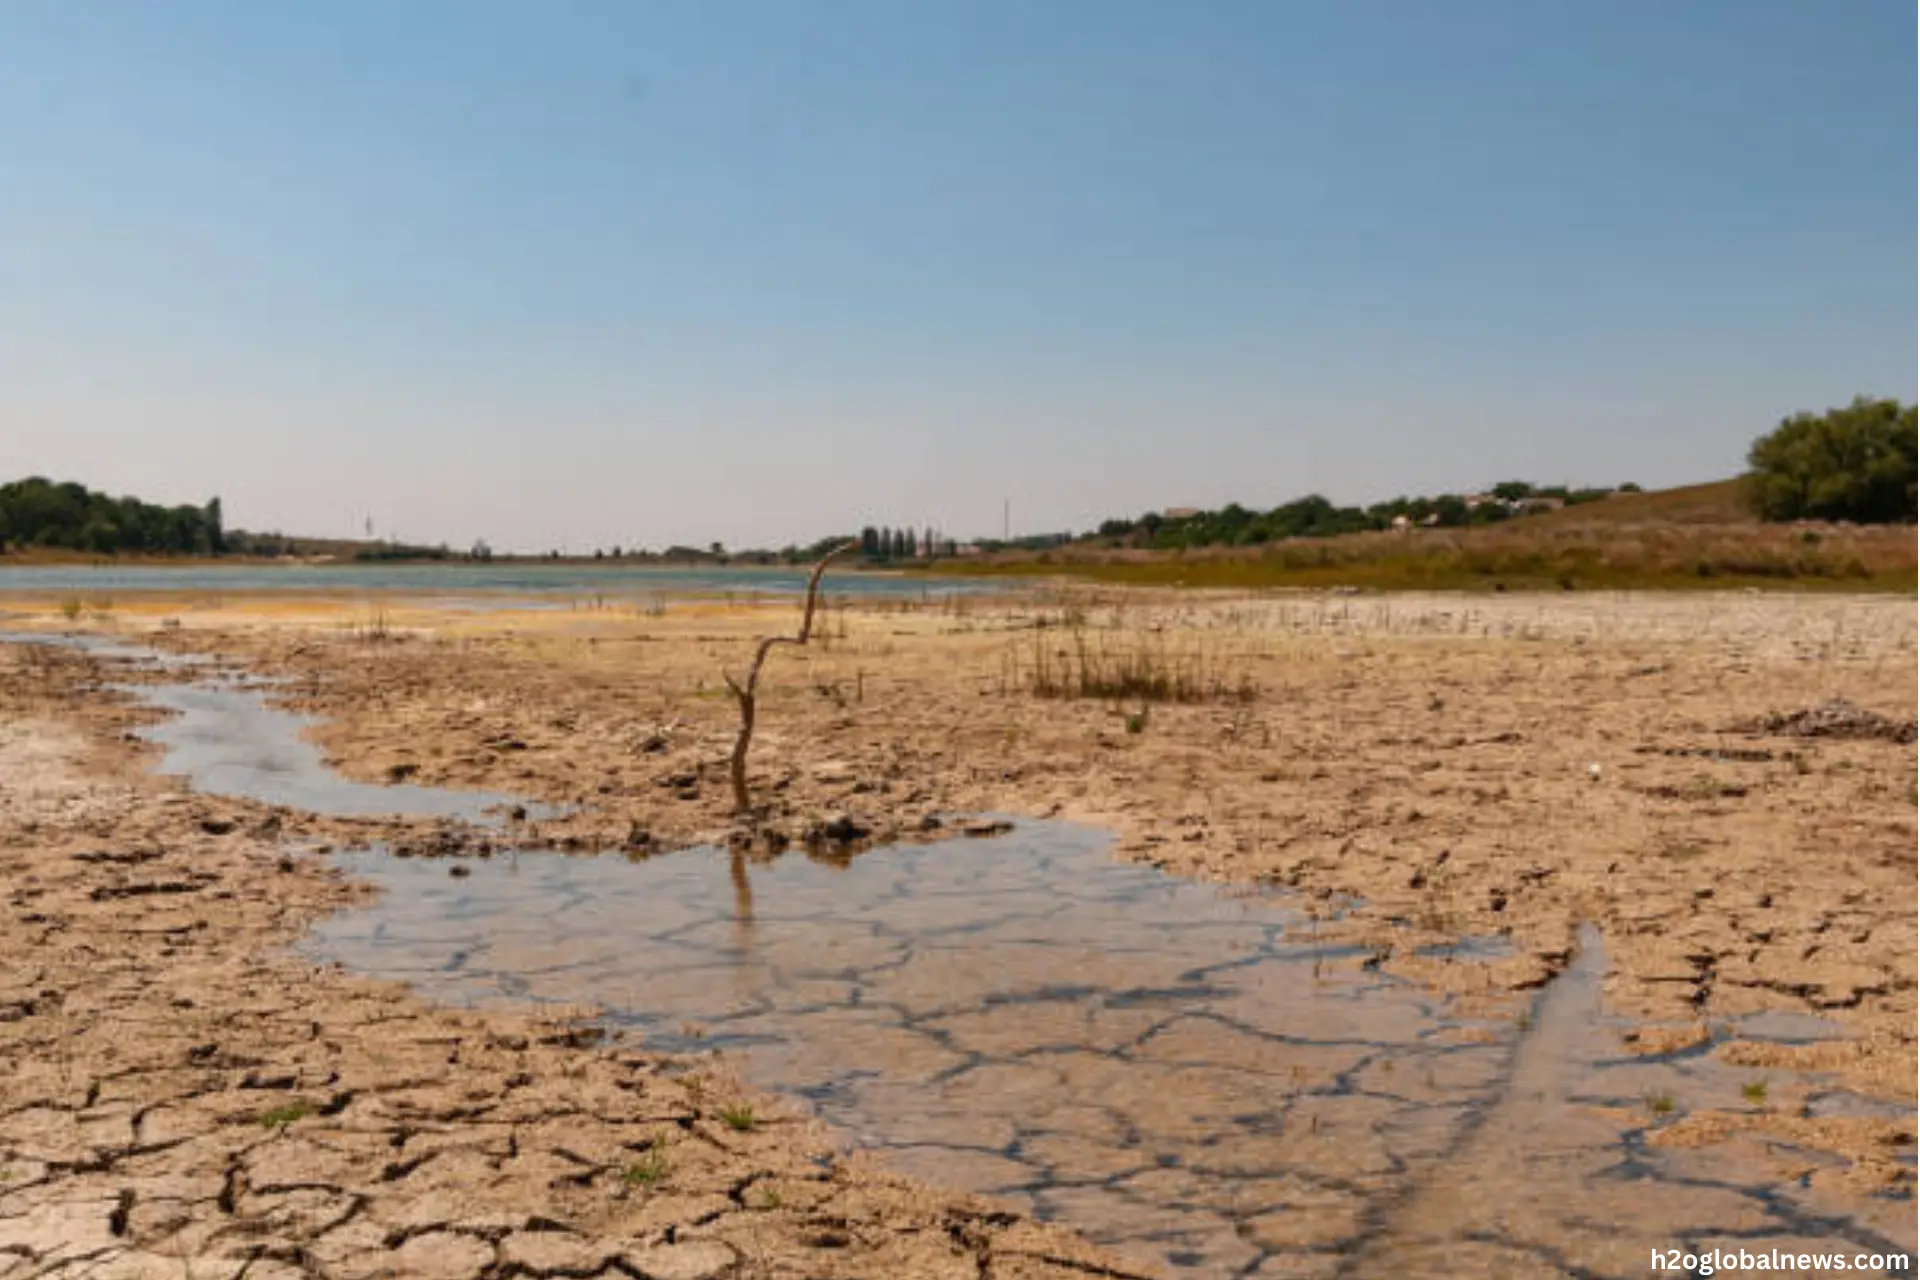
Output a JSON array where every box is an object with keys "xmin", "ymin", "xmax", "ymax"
[
  {"xmin": 2, "ymin": 630, "xmax": 537, "ymax": 820},
  {"xmin": 122, "ymin": 679, "xmax": 537, "ymax": 820},
  {"xmin": 307, "ymin": 832, "xmax": 1916, "ymax": 1278}
]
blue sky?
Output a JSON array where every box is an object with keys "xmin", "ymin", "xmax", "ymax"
[{"xmin": 2, "ymin": 0, "xmax": 1912, "ymax": 551}]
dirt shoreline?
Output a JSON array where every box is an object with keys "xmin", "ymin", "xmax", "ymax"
[{"xmin": 3, "ymin": 586, "xmax": 1914, "ymax": 1275}]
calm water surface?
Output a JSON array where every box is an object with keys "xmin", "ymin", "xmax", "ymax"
[
  {"xmin": 0, "ymin": 562, "xmax": 984, "ymax": 599},
  {"xmin": 307, "ymin": 833, "xmax": 1916, "ymax": 1277}
]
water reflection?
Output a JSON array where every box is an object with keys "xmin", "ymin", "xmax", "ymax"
[{"xmin": 305, "ymin": 826, "xmax": 1917, "ymax": 1278}]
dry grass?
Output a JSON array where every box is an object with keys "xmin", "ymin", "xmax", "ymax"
[
  {"xmin": 932, "ymin": 481, "xmax": 1915, "ymax": 592},
  {"xmin": 1007, "ymin": 623, "xmax": 1255, "ymax": 703}
]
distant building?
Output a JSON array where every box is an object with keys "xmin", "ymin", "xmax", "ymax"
[
  {"xmin": 1463, "ymin": 493, "xmax": 1500, "ymax": 510},
  {"xmin": 1162, "ymin": 507, "xmax": 1203, "ymax": 520},
  {"xmin": 1390, "ymin": 514, "xmax": 1413, "ymax": 531},
  {"xmin": 1514, "ymin": 496, "xmax": 1565, "ymax": 514}
]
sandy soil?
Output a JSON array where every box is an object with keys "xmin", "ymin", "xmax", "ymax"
[{"xmin": 2, "ymin": 585, "xmax": 1914, "ymax": 1274}]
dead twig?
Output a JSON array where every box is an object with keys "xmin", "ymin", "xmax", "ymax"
[{"xmin": 724, "ymin": 541, "xmax": 856, "ymax": 815}]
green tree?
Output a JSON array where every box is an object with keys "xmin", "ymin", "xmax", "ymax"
[
  {"xmin": 1743, "ymin": 397, "xmax": 1917, "ymax": 523},
  {"xmin": 0, "ymin": 477, "xmax": 227, "ymax": 555}
]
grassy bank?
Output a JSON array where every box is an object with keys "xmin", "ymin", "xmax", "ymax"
[{"xmin": 931, "ymin": 486, "xmax": 1916, "ymax": 592}]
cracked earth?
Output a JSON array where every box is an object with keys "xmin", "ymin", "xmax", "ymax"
[
  {"xmin": 1, "ymin": 586, "xmax": 1914, "ymax": 1278},
  {"xmin": 0, "ymin": 643, "xmax": 1134, "ymax": 1280}
]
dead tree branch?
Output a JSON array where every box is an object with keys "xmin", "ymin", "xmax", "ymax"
[{"xmin": 724, "ymin": 541, "xmax": 856, "ymax": 816}]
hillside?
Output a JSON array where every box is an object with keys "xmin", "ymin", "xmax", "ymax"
[
  {"xmin": 1523, "ymin": 479, "xmax": 1747, "ymax": 527},
  {"xmin": 933, "ymin": 478, "xmax": 1915, "ymax": 592}
]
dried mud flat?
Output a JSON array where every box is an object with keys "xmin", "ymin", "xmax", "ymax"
[
  {"xmin": 0, "ymin": 644, "xmax": 1132, "ymax": 1279},
  {"xmin": 2, "ymin": 586, "xmax": 1915, "ymax": 1278}
]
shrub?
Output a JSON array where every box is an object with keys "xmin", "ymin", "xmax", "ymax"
[{"xmin": 1742, "ymin": 396, "xmax": 1916, "ymax": 523}]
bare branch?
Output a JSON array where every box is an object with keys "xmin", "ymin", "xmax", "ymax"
[{"xmin": 726, "ymin": 541, "xmax": 856, "ymax": 816}]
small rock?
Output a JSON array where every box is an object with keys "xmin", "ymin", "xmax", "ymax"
[
  {"xmin": 448, "ymin": 864, "xmax": 471, "ymax": 878},
  {"xmin": 961, "ymin": 818, "xmax": 1014, "ymax": 839},
  {"xmin": 199, "ymin": 817, "xmax": 236, "ymax": 836}
]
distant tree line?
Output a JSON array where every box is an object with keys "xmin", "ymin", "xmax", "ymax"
[
  {"xmin": 1085, "ymin": 481, "xmax": 1636, "ymax": 551},
  {"xmin": 972, "ymin": 533, "xmax": 1075, "ymax": 554},
  {"xmin": 857, "ymin": 525, "xmax": 959, "ymax": 561},
  {"xmin": 1742, "ymin": 396, "xmax": 1916, "ymax": 524},
  {"xmin": 0, "ymin": 477, "xmax": 224, "ymax": 555},
  {"xmin": 348, "ymin": 540, "xmax": 452, "ymax": 561},
  {"xmin": 570, "ymin": 535, "xmax": 857, "ymax": 566}
]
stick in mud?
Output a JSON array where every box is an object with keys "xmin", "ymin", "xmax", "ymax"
[{"xmin": 723, "ymin": 540, "xmax": 855, "ymax": 816}]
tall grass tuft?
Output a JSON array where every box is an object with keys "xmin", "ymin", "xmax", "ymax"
[{"xmin": 1014, "ymin": 623, "xmax": 1254, "ymax": 703}]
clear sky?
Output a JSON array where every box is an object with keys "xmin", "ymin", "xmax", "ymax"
[{"xmin": 2, "ymin": 1, "xmax": 1913, "ymax": 552}]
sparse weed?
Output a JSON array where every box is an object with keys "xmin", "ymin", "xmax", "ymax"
[
  {"xmin": 1644, "ymin": 1091, "xmax": 1676, "ymax": 1118},
  {"xmin": 623, "ymin": 1141, "xmax": 669, "ymax": 1186},
  {"xmin": 1741, "ymin": 1079, "xmax": 1768, "ymax": 1105},
  {"xmin": 58, "ymin": 596, "xmax": 82, "ymax": 622},
  {"xmin": 259, "ymin": 1100, "xmax": 313, "ymax": 1129},
  {"xmin": 350, "ymin": 607, "xmax": 394, "ymax": 643},
  {"xmin": 720, "ymin": 1102, "xmax": 758, "ymax": 1131},
  {"xmin": 1015, "ymin": 624, "xmax": 1254, "ymax": 704}
]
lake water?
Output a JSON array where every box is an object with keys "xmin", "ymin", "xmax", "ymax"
[{"xmin": 0, "ymin": 562, "xmax": 982, "ymax": 599}]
